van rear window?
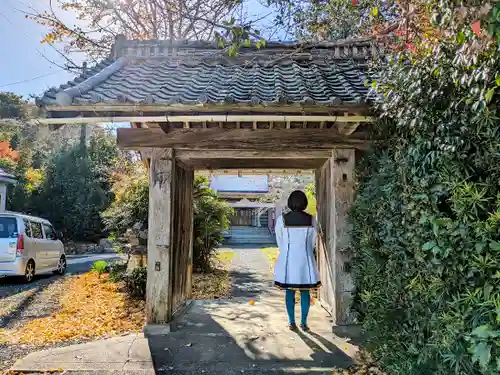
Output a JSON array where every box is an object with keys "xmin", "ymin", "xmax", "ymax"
[{"xmin": 0, "ymin": 217, "xmax": 18, "ymax": 239}]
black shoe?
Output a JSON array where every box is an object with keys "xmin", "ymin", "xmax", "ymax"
[
  {"xmin": 300, "ymin": 324, "xmax": 310, "ymax": 332},
  {"xmin": 288, "ymin": 323, "xmax": 298, "ymax": 331}
]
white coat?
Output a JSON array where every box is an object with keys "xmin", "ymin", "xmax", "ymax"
[{"xmin": 273, "ymin": 215, "xmax": 321, "ymax": 290}]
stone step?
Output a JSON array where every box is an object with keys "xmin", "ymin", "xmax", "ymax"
[
  {"xmin": 230, "ymin": 227, "xmax": 272, "ymax": 232},
  {"xmin": 229, "ymin": 234, "xmax": 273, "ymax": 238},
  {"xmin": 225, "ymin": 239, "xmax": 276, "ymax": 245}
]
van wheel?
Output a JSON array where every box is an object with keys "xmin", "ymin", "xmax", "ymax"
[
  {"xmin": 55, "ymin": 255, "xmax": 67, "ymax": 275},
  {"xmin": 24, "ymin": 260, "xmax": 35, "ymax": 283}
]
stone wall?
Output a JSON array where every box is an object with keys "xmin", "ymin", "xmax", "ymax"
[{"xmin": 64, "ymin": 238, "xmax": 115, "ymax": 255}]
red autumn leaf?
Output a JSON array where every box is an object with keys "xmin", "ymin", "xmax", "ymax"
[{"xmin": 472, "ymin": 21, "xmax": 481, "ymax": 36}]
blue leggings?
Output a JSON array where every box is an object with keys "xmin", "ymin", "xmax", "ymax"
[{"xmin": 285, "ymin": 289, "xmax": 311, "ymax": 325}]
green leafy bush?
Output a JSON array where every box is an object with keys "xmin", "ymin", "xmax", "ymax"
[
  {"xmin": 7, "ymin": 133, "xmax": 118, "ymax": 242},
  {"xmin": 91, "ymin": 260, "xmax": 108, "ymax": 277},
  {"xmin": 351, "ymin": 27, "xmax": 500, "ymax": 375},
  {"xmin": 34, "ymin": 137, "xmax": 117, "ymax": 241},
  {"xmin": 193, "ymin": 176, "xmax": 233, "ymax": 271},
  {"xmin": 125, "ymin": 266, "xmax": 147, "ymax": 299},
  {"xmin": 108, "ymin": 261, "xmax": 127, "ymax": 282}
]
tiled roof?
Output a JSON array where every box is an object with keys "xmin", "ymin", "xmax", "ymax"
[
  {"xmin": 39, "ymin": 38, "xmax": 378, "ymax": 108},
  {"xmin": 0, "ymin": 168, "xmax": 16, "ymax": 184}
]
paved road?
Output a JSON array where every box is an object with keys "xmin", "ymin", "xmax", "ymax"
[
  {"xmin": 0, "ymin": 253, "xmax": 123, "ymax": 294},
  {"xmin": 0, "ymin": 253, "xmax": 125, "ymax": 371}
]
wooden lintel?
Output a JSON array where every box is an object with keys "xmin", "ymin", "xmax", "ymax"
[
  {"xmin": 196, "ymin": 169, "xmax": 314, "ymax": 176},
  {"xmin": 179, "ymin": 157, "xmax": 327, "ymax": 170},
  {"xmin": 117, "ymin": 128, "xmax": 371, "ymax": 150},
  {"xmin": 176, "ymin": 149, "xmax": 333, "ymax": 160},
  {"xmin": 46, "ymin": 103, "xmax": 372, "ymax": 115}
]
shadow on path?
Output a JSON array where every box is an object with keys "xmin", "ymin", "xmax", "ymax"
[
  {"xmin": 148, "ymin": 245, "xmax": 358, "ymax": 374},
  {"xmin": 0, "ymin": 278, "xmax": 59, "ymax": 329},
  {"xmin": 148, "ymin": 298, "xmax": 354, "ymax": 375}
]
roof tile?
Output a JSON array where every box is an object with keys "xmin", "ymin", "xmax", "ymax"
[{"xmin": 39, "ymin": 41, "xmax": 375, "ymax": 107}]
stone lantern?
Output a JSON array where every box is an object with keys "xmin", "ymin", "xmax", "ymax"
[{"xmin": 0, "ymin": 168, "xmax": 16, "ymax": 212}]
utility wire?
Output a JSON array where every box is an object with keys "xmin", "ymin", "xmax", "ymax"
[
  {"xmin": 0, "ymin": 10, "xmax": 74, "ymax": 73},
  {"xmin": 0, "ymin": 70, "xmax": 65, "ymax": 89}
]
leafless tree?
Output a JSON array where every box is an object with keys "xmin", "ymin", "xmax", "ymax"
[{"xmin": 22, "ymin": 0, "xmax": 254, "ymax": 66}]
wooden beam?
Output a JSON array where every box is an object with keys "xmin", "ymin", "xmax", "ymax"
[
  {"xmin": 338, "ymin": 122, "xmax": 360, "ymax": 135},
  {"xmin": 146, "ymin": 148, "xmax": 174, "ymax": 324},
  {"xmin": 176, "ymin": 149, "xmax": 333, "ymax": 160},
  {"xmin": 33, "ymin": 115, "xmax": 373, "ymax": 126},
  {"xmin": 45, "ymin": 103, "xmax": 372, "ymax": 115},
  {"xmin": 117, "ymin": 128, "xmax": 370, "ymax": 150},
  {"xmin": 179, "ymin": 157, "xmax": 327, "ymax": 170},
  {"xmin": 196, "ymin": 169, "xmax": 314, "ymax": 176}
]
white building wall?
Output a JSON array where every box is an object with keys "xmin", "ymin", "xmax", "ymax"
[{"xmin": 210, "ymin": 175, "xmax": 269, "ymax": 193}]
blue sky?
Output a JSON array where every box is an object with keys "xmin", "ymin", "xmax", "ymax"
[
  {"xmin": 0, "ymin": 0, "xmax": 280, "ymax": 100},
  {"xmin": 0, "ymin": 0, "xmax": 82, "ymax": 99}
]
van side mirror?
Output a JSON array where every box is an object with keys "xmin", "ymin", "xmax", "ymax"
[{"xmin": 57, "ymin": 231, "xmax": 64, "ymax": 240}]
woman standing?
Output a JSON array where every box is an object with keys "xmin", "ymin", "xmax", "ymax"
[{"xmin": 274, "ymin": 190, "xmax": 321, "ymax": 331}]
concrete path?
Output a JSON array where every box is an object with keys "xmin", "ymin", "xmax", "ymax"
[
  {"xmin": 148, "ymin": 247, "xmax": 358, "ymax": 374},
  {"xmin": 149, "ymin": 293, "xmax": 358, "ymax": 374},
  {"xmin": 11, "ymin": 333, "xmax": 154, "ymax": 374},
  {"xmin": 10, "ymin": 247, "xmax": 359, "ymax": 374},
  {"xmin": 221, "ymin": 246, "xmax": 274, "ymax": 297}
]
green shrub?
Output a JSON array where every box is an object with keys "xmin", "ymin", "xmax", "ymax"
[
  {"xmin": 91, "ymin": 260, "xmax": 108, "ymax": 277},
  {"xmin": 108, "ymin": 261, "xmax": 127, "ymax": 282},
  {"xmin": 193, "ymin": 176, "xmax": 233, "ymax": 271},
  {"xmin": 351, "ymin": 33, "xmax": 500, "ymax": 375},
  {"xmin": 124, "ymin": 266, "xmax": 147, "ymax": 299}
]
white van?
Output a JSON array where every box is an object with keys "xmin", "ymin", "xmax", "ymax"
[{"xmin": 0, "ymin": 212, "xmax": 66, "ymax": 282}]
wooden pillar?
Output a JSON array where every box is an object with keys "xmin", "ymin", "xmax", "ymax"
[
  {"xmin": 170, "ymin": 163, "xmax": 194, "ymax": 312},
  {"xmin": 315, "ymin": 148, "xmax": 356, "ymax": 325},
  {"xmin": 146, "ymin": 148, "xmax": 174, "ymax": 324}
]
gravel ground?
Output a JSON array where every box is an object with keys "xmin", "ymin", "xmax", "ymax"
[
  {"xmin": 0, "ymin": 274, "xmax": 74, "ymax": 370},
  {"xmin": 0, "ymin": 258, "xmax": 116, "ymax": 370}
]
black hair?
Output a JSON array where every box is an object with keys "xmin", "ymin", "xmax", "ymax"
[{"xmin": 287, "ymin": 190, "xmax": 308, "ymax": 212}]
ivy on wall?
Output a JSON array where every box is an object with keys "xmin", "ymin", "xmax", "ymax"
[{"xmin": 350, "ymin": 3, "xmax": 500, "ymax": 375}]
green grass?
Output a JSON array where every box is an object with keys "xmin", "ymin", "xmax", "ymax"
[{"xmin": 260, "ymin": 247, "xmax": 279, "ymax": 265}]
